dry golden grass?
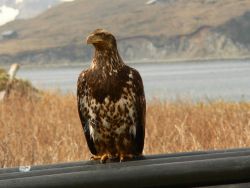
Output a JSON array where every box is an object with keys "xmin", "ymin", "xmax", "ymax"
[{"xmin": 0, "ymin": 92, "xmax": 250, "ymax": 168}]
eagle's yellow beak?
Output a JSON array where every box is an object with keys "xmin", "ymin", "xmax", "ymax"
[{"xmin": 86, "ymin": 34, "xmax": 103, "ymax": 44}]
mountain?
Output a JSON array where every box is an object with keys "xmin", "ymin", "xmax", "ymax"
[
  {"xmin": 0, "ymin": 0, "xmax": 74, "ymax": 26},
  {"xmin": 0, "ymin": 0, "xmax": 250, "ymax": 65}
]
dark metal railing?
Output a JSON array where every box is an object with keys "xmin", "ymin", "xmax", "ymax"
[{"xmin": 1, "ymin": 148, "xmax": 250, "ymax": 188}]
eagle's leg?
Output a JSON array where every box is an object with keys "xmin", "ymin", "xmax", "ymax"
[{"xmin": 119, "ymin": 154, "xmax": 135, "ymax": 162}]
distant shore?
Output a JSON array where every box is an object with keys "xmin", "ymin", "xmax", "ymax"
[{"xmin": 1, "ymin": 56, "xmax": 250, "ymax": 69}]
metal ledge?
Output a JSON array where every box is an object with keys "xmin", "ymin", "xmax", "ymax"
[{"xmin": 1, "ymin": 148, "xmax": 250, "ymax": 188}]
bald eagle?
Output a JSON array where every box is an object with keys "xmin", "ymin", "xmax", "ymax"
[{"xmin": 77, "ymin": 29, "xmax": 146, "ymax": 163}]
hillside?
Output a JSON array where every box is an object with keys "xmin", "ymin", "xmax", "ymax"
[
  {"xmin": 0, "ymin": 0, "xmax": 250, "ymax": 64},
  {"xmin": 0, "ymin": 0, "xmax": 74, "ymax": 24}
]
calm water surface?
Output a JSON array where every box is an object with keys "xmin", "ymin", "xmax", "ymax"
[{"xmin": 17, "ymin": 60, "xmax": 250, "ymax": 101}]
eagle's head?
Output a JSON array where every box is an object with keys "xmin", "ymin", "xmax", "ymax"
[{"xmin": 86, "ymin": 29, "xmax": 117, "ymax": 50}]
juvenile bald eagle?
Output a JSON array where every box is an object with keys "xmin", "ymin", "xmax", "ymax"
[{"xmin": 77, "ymin": 29, "xmax": 146, "ymax": 163}]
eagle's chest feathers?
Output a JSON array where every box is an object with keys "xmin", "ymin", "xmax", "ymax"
[{"xmin": 80, "ymin": 68, "xmax": 137, "ymax": 148}]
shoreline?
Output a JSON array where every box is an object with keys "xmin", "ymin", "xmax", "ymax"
[{"xmin": 0, "ymin": 57, "xmax": 250, "ymax": 69}]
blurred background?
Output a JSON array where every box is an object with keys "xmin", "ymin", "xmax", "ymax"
[
  {"xmin": 1, "ymin": 0, "xmax": 250, "ymax": 168},
  {"xmin": 0, "ymin": 0, "xmax": 250, "ymax": 100}
]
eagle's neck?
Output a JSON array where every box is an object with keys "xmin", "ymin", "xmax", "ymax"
[{"xmin": 91, "ymin": 48, "xmax": 124, "ymax": 72}]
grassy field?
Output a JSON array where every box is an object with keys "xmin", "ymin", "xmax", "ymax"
[{"xmin": 0, "ymin": 91, "xmax": 250, "ymax": 168}]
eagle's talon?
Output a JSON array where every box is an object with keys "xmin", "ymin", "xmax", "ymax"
[
  {"xmin": 100, "ymin": 159, "xmax": 106, "ymax": 164},
  {"xmin": 119, "ymin": 156, "xmax": 124, "ymax": 163}
]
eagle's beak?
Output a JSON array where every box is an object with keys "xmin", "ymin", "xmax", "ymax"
[{"xmin": 86, "ymin": 34, "xmax": 102, "ymax": 44}]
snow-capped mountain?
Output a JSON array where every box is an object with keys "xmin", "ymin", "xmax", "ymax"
[
  {"xmin": 0, "ymin": 5, "xmax": 19, "ymax": 26},
  {"xmin": 0, "ymin": 0, "xmax": 74, "ymax": 26}
]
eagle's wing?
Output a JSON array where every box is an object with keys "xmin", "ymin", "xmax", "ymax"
[
  {"xmin": 131, "ymin": 69, "xmax": 146, "ymax": 154},
  {"xmin": 77, "ymin": 71, "xmax": 97, "ymax": 155}
]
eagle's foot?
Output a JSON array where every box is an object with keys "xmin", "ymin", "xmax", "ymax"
[
  {"xmin": 119, "ymin": 154, "xmax": 135, "ymax": 162},
  {"xmin": 100, "ymin": 154, "xmax": 109, "ymax": 164},
  {"xmin": 90, "ymin": 154, "xmax": 109, "ymax": 163}
]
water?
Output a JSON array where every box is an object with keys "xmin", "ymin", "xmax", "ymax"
[{"xmin": 16, "ymin": 60, "xmax": 250, "ymax": 101}]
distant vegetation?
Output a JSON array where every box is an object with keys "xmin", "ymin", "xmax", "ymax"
[
  {"xmin": 0, "ymin": 67, "xmax": 38, "ymax": 97},
  {"xmin": 0, "ymin": 91, "xmax": 250, "ymax": 168}
]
